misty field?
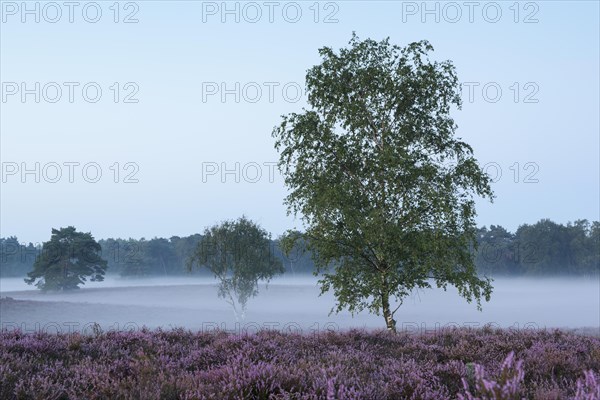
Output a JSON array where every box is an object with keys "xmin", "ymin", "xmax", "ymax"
[
  {"xmin": 1, "ymin": 326, "xmax": 599, "ymax": 399},
  {"xmin": 1, "ymin": 277, "xmax": 599, "ymax": 333},
  {"xmin": 1, "ymin": 278, "xmax": 599, "ymax": 399}
]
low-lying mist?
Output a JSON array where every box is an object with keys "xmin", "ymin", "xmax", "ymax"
[{"xmin": 1, "ymin": 276, "xmax": 598, "ymax": 335}]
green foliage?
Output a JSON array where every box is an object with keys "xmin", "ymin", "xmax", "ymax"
[
  {"xmin": 516, "ymin": 219, "xmax": 599, "ymax": 276},
  {"xmin": 187, "ymin": 216, "xmax": 284, "ymax": 319},
  {"xmin": 97, "ymin": 235, "xmax": 203, "ymax": 277},
  {"xmin": 24, "ymin": 226, "xmax": 107, "ymax": 291},
  {"xmin": 0, "ymin": 237, "xmax": 39, "ymax": 278},
  {"xmin": 276, "ymin": 229, "xmax": 311, "ymax": 276},
  {"xmin": 273, "ymin": 34, "xmax": 494, "ymax": 331},
  {"xmin": 475, "ymin": 225, "xmax": 521, "ymax": 275},
  {"xmin": 3, "ymin": 218, "xmax": 597, "ymax": 279},
  {"xmin": 476, "ymin": 220, "xmax": 599, "ymax": 277}
]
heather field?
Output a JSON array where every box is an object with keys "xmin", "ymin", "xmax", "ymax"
[
  {"xmin": 1, "ymin": 326, "xmax": 599, "ymax": 400},
  {"xmin": 1, "ymin": 278, "xmax": 599, "ymax": 398}
]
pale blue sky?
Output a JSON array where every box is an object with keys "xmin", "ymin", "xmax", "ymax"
[{"xmin": 1, "ymin": 1, "xmax": 599, "ymax": 243}]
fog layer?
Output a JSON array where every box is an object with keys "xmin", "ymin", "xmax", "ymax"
[{"xmin": 1, "ymin": 277, "xmax": 598, "ymax": 335}]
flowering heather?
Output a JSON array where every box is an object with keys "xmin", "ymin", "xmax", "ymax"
[{"xmin": 1, "ymin": 327, "xmax": 599, "ymax": 399}]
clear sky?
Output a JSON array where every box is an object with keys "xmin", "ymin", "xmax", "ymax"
[{"xmin": 1, "ymin": 0, "xmax": 599, "ymax": 244}]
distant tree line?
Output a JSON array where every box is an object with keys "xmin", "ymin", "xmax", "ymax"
[
  {"xmin": 475, "ymin": 219, "xmax": 599, "ymax": 277},
  {"xmin": 0, "ymin": 237, "xmax": 38, "ymax": 277},
  {"xmin": 1, "ymin": 218, "xmax": 598, "ymax": 278}
]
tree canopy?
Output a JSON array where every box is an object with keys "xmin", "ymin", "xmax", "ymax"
[
  {"xmin": 187, "ymin": 216, "xmax": 284, "ymax": 319},
  {"xmin": 25, "ymin": 226, "xmax": 107, "ymax": 291},
  {"xmin": 274, "ymin": 34, "xmax": 495, "ymax": 331}
]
